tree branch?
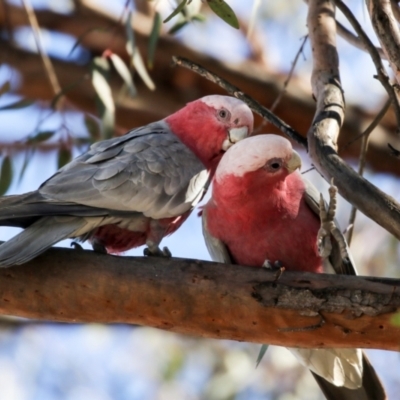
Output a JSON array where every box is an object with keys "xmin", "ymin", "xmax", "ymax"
[
  {"xmin": 334, "ymin": 0, "xmax": 400, "ymax": 129},
  {"xmin": 0, "ymin": 247, "xmax": 399, "ymax": 350},
  {"xmin": 172, "ymin": 56, "xmax": 307, "ymax": 147},
  {"xmin": 336, "ymin": 19, "xmax": 386, "ymax": 59},
  {"xmin": 306, "ymin": 0, "xmax": 400, "ymax": 240},
  {"xmin": 368, "ymin": 0, "xmax": 400, "ymax": 88}
]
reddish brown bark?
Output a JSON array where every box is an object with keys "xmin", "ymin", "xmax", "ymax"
[{"xmin": 0, "ymin": 247, "xmax": 399, "ymax": 351}]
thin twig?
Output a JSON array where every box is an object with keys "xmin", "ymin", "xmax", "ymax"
[
  {"xmin": 346, "ymin": 99, "xmax": 391, "ymax": 245},
  {"xmin": 21, "ymin": 0, "xmax": 61, "ymax": 98},
  {"xmin": 368, "ymin": 0, "xmax": 400, "ymax": 87},
  {"xmin": 333, "ymin": 0, "xmax": 400, "ymax": 130},
  {"xmin": 343, "ymin": 98, "xmax": 391, "ymax": 149},
  {"xmin": 171, "ymin": 56, "xmax": 307, "ymax": 148},
  {"xmin": 270, "ymin": 35, "xmax": 308, "ymax": 112},
  {"xmin": 336, "ymin": 19, "xmax": 386, "ymax": 59}
]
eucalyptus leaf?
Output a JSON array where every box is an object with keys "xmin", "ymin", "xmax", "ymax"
[
  {"xmin": 84, "ymin": 114, "xmax": 100, "ymax": 141},
  {"xmin": 110, "ymin": 53, "xmax": 136, "ymax": 97},
  {"xmin": 207, "ymin": 0, "xmax": 239, "ymax": 29},
  {"xmin": 164, "ymin": 0, "xmax": 188, "ymax": 23},
  {"xmin": 92, "ymin": 57, "xmax": 114, "ymax": 112},
  {"xmin": 58, "ymin": 148, "xmax": 72, "ymax": 169},
  {"xmin": 132, "ymin": 47, "xmax": 156, "ymax": 91},
  {"xmin": 255, "ymin": 344, "xmax": 269, "ymax": 368},
  {"xmin": 148, "ymin": 12, "xmax": 162, "ymax": 69},
  {"xmin": 0, "ymin": 81, "xmax": 11, "ymax": 97},
  {"xmin": 27, "ymin": 131, "xmax": 55, "ymax": 144},
  {"xmin": 0, "ymin": 99, "xmax": 34, "ymax": 111},
  {"xmin": 0, "ymin": 156, "xmax": 13, "ymax": 195}
]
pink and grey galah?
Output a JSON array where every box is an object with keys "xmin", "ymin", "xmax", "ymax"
[
  {"xmin": 202, "ymin": 134, "xmax": 386, "ymax": 400},
  {"xmin": 0, "ymin": 95, "xmax": 253, "ymax": 267}
]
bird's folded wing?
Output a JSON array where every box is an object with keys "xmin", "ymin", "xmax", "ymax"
[
  {"xmin": 19, "ymin": 121, "xmax": 209, "ymax": 220},
  {"xmin": 202, "ymin": 208, "xmax": 233, "ymax": 264}
]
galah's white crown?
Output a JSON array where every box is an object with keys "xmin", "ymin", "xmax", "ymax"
[{"xmin": 215, "ymin": 134, "xmax": 295, "ymax": 181}]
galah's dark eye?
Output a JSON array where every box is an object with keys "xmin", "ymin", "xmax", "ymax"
[
  {"xmin": 217, "ymin": 108, "xmax": 231, "ymax": 121},
  {"xmin": 265, "ymin": 158, "xmax": 282, "ymax": 172}
]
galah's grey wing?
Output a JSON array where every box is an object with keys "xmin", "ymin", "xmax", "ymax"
[
  {"xmin": 202, "ymin": 208, "xmax": 233, "ymax": 264},
  {"xmin": 0, "ymin": 121, "xmax": 210, "ymax": 267},
  {"xmin": 39, "ymin": 120, "xmax": 209, "ymax": 219}
]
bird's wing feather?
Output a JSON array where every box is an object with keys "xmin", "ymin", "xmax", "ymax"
[
  {"xmin": 38, "ymin": 121, "xmax": 209, "ymax": 219},
  {"xmin": 0, "ymin": 216, "xmax": 89, "ymax": 267},
  {"xmin": 202, "ymin": 208, "xmax": 233, "ymax": 264}
]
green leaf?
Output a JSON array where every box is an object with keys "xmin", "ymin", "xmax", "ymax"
[
  {"xmin": 255, "ymin": 344, "xmax": 269, "ymax": 368},
  {"xmin": 0, "ymin": 156, "xmax": 13, "ymax": 195},
  {"xmin": 0, "ymin": 98, "xmax": 34, "ymax": 111},
  {"xmin": 148, "ymin": 12, "xmax": 162, "ymax": 69},
  {"xmin": 100, "ymin": 107, "xmax": 115, "ymax": 140},
  {"xmin": 0, "ymin": 81, "xmax": 11, "ymax": 97},
  {"xmin": 109, "ymin": 53, "xmax": 136, "ymax": 97},
  {"xmin": 192, "ymin": 14, "xmax": 206, "ymax": 22},
  {"xmin": 27, "ymin": 131, "xmax": 55, "ymax": 144},
  {"xmin": 18, "ymin": 150, "xmax": 32, "ymax": 184},
  {"xmin": 84, "ymin": 114, "xmax": 100, "ymax": 141},
  {"xmin": 125, "ymin": 10, "xmax": 135, "ymax": 56},
  {"xmin": 57, "ymin": 148, "xmax": 72, "ymax": 169},
  {"xmin": 163, "ymin": 0, "xmax": 188, "ymax": 23},
  {"xmin": 132, "ymin": 47, "xmax": 155, "ymax": 91},
  {"xmin": 207, "ymin": 0, "xmax": 239, "ymax": 29},
  {"xmin": 124, "ymin": 12, "xmax": 155, "ymax": 91},
  {"xmin": 391, "ymin": 313, "xmax": 400, "ymax": 326},
  {"xmin": 91, "ymin": 57, "xmax": 115, "ymax": 139},
  {"xmin": 168, "ymin": 20, "xmax": 189, "ymax": 35},
  {"xmin": 92, "ymin": 57, "xmax": 114, "ymax": 112}
]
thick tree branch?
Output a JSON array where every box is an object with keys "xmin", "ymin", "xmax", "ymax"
[
  {"xmin": 307, "ymin": 0, "xmax": 400, "ymax": 240},
  {"xmin": 334, "ymin": 0, "xmax": 400, "ymax": 128},
  {"xmin": 368, "ymin": 0, "xmax": 400, "ymax": 88},
  {"xmin": 0, "ymin": 247, "xmax": 399, "ymax": 350}
]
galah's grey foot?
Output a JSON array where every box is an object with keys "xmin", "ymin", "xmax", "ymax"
[
  {"xmin": 262, "ymin": 259, "xmax": 283, "ymax": 270},
  {"xmin": 71, "ymin": 241, "xmax": 83, "ymax": 251},
  {"xmin": 92, "ymin": 241, "xmax": 107, "ymax": 254},
  {"xmin": 317, "ymin": 179, "xmax": 349, "ymax": 261},
  {"xmin": 143, "ymin": 245, "xmax": 172, "ymax": 257},
  {"xmin": 262, "ymin": 259, "xmax": 285, "ymax": 282}
]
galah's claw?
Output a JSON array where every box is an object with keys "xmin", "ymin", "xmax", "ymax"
[
  {"xmin": 262, "ymin": 259, "xmax": 283, "ymax": 270},
  {"xmin": 317, "ymin": 179, "xmax": 349, "ymax": 261},
  {"xmin": 70, "ymin": 241, "xmax": 83, "ymax": 251},
  {"xmin": 92, "ymin": 241, "xmax": 107, "ymax": 254},
  {"xmin": 144, "ymin": 245, "xmax": 172, "ymax": 257}
]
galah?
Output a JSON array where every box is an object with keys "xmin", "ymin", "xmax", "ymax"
[
  {"xmin": 0, "ymin": 95, "xmax": 253, "ymax": 267},
  {"xmin": 202, "ymin": 134, "xmax": 386, "ymax": 400}
]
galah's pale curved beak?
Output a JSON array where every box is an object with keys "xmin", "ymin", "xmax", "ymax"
[
  {"xmin": 222, "ymin": 126, "xmax": 249, "ymax": 151},
  {"xmin": 287, "ymin": 150, "xmax": 302, "ymax": 173}
]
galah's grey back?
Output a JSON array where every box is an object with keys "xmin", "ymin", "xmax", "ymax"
[{"xmin": 0, "ymin": 121, "xmax": 207, "ymax": 266}]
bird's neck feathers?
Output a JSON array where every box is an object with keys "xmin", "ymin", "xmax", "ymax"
[
  {"xmin": 213, "ymin": 169, "xmax": 305, "ymax": 217},
  {"xmin": 165, "ymin": 102, "xmax": 226, "ymax": 171}
]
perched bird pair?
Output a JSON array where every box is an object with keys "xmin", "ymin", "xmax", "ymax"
[{"xmin": 0, "ymin": 95, "xmax": 386, "ymax": 399}]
